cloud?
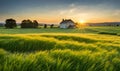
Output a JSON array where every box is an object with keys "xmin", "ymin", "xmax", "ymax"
[
  {"xmin": 59, "ymin": 7, "xmax": 78, "ymax": 16},
  {"xmin": 69, "ymin": 3, "xmax": 76, "ymax": 7}
]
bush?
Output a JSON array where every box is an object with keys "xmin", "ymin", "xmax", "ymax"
[
  {"xmin": 21, "ymin": 20, "xmax": 38, "ymax": 28},
  {"xmin": 33, "ymin": 20, "xmax": 38, "ymax": 28},
  {"xmin": 5, "ymin": 19, "xmax": 17, "ymax": 28},
  {"xmin": 44, "ymin": 24, "xmax": 47, "ymax": 28},
  {"xmin": 50, "ymin": 24, "xmax": 54, "ymax": 28}
]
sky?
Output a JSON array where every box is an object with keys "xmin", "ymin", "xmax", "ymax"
[{"xmin": 0, "ymin": 0, "xmax": 120, "ymax": 24}]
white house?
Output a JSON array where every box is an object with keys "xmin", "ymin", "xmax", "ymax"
[{"xmin": 59, "ymin": 19, "xmax": 75, "ymax": 29}]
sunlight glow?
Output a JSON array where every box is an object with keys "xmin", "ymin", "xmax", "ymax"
[
  {"xmin": 76, "ymin": 19, "xmax": 87, "ymax": 29},
  {"xmin": 79, "ymin": 19, "xmax": 86, "ymax": 24}
]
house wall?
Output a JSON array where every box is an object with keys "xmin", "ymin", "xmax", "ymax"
[
  {"xmin": 59, "ymin": 21, "xmax": 75, "ymax": 28},
  {"xmin": 60, "ymin": 24, "xmax": 67, "ymax": 28}
]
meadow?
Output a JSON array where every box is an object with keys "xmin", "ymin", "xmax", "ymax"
[{"xmin": 0, "ymin": 27, "xmax": 120, "ymax": 71}]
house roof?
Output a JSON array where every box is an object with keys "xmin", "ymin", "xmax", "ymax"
[{"xmin": 60, "ymin": 19, "xmax": 74, "ymax": 24}]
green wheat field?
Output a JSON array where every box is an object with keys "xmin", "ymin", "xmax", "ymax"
[{"xmin": 0, "ymin": 27, "xmax": 120, "ymax": 71}]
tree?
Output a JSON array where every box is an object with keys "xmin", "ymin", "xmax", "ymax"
[
  {"xmin": 50, "ymin": 24, "xmax": 54, "ymax": 28},
  {"xmin": 33, "ymin": 20, "xmax": 38, "ymax": 28},
  {"xmin": 21, "ymin": 19, "xmax": 36, "ymax": 28},
  {"xmin": 5, "ymin": 18, "xmax": 17, "ymax": 28},
  {"xmin": 117, "ymin": 24, "xmax": 119, "ymax": 26},
  {"xmin": 44, "ymin": 24, "xmax": 47, "ymax": 28}
]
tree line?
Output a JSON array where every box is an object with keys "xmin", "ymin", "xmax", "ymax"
[{"xmin": 4, "ymin": 18, "xmax": 54, "ymax": 28}]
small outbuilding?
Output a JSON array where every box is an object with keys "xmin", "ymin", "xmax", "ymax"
[{"xmin": 59, "ymin": 19, "xmax": 75, "ymax": 29}]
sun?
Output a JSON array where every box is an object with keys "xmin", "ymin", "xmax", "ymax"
[
  {"xmin": 79, "ymin": 19, "xmax": 86, "ymax": 24},
  {"xmin": 76, "ymin": 19, "xmax": 87, "ymax": 28}
]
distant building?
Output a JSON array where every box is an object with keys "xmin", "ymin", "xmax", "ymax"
[{"xmin": 59, "ymin": 19, "xmax": 75, "ymax": 28}]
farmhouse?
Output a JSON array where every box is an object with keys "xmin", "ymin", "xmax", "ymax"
[{"xmin": 59, "ymin": 19, "xmax": 75, "ymax": 28}]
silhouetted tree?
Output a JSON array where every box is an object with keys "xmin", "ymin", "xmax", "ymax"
[
  {"xmin": 5, "ymin": 18, "xmax": 17, "ymax": 28},
  {"xmin": 33, "ymin": 20, "xmax": 38, "ymax": 28},
  {"xmin": 21, "ymin": 19, "xmax": 37, "ymax": 28},
  {"xmin": 117, "ymin": 24, "xmax": 119, "ymax": 26},
  {"xmin": 50, "ymin": 24, "xmax": 54, "ymax": 28},
  {"xmin": 44, "ymin": 24, "xmax": 47, "ymax": 28}
]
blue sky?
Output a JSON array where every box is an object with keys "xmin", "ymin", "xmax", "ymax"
[{"xmin": 0, "ymin": 0, "xmax": 120, "ymax": 23}]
